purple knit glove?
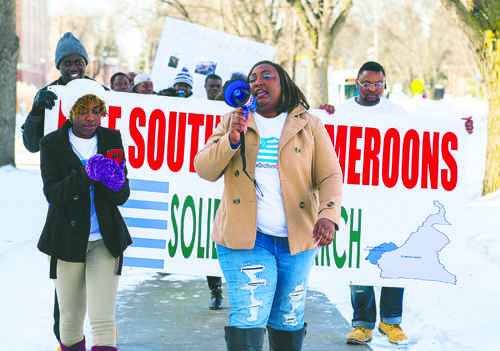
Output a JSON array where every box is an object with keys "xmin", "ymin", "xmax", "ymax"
[
  {"xmin": 85, "ymin": 154, "xmax": 105, "ymax": 181},
  {"xmin": 98, "ymin": 158, "xmax": 126, "ymax": 191}
]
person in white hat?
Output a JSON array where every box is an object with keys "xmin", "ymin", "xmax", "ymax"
[
  {"xmin": 132, "ymin": 73, "xmax": 155, "ymax": 94},
  {"xmin": 38, "ymin": 79, "xmax": 132, "ymax": 351},
  {"xmin": 20, "ymin": 32, "xmax": 106, "ymax": 347}
]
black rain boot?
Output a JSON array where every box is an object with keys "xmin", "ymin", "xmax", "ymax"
[
  {"xmin": 267, "ymin": 323, "xmax": 307, "ymax": 351},
  {"xmin": 224, "ymin": 326, "xmax": 265, "ymax": 351},
  {"xmin": 207, "ymin": 276, "xmax": 223, "ymax": 310}
]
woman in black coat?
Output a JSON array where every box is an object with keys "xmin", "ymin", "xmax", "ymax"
[{"xmin": 38, "ymin": 79, "xmax": 131, "ymax": 351}]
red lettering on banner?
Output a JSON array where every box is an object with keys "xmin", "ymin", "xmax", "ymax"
[
  {"xmin": 205, "ymin": 115, "xmax": 215, "ymax": 143},
  {"xmin": 382, "ymin": 128, "xmax": 400, "ymax": 188},
  {"xmin": 401, "ymin": 129, "xmax": 420, "ymax": 189},
  {"xmin": 125, "ymin": 108, "xmax": 222, "ymax": 172},
  {"xmin": 441, "ymin": 132, "xmax": 458, "ymax": 191},
  {"xmin": 325, "ymin": 124, "xmax": 459, "ymax": 191},
  {"xmin": 347, "ymin": 127, "xmax": 362, "ymax": 185},
  {"xmin": 128, "ymin": 107, "xmax": 146, "ymax": 168},
  {"xmin": 108, "ymin": 106, "xmax": 121, "ymax": 131},
  {"xmin": 188, "ymin": 113, "xmax": 205, "ymax": 172},
  {"xmin": 167, "ymin": 111, "xmax": 187, "ymax": 172},
  {"xmin": 362, "ymin": 128, "xmax": 381, "ymax": 186},
  {"xmin": 421, "ymin": 132, "xmax": 439, "ymax": 189},
  {"xmin": 147, "ymin": 110, "xmax": 166, "ymax": 171},
  {"xmin": 57, "ymin": 101, "xmax": 66, "ymax": 128},
  {"xmin": 325, "ymin": 125, "xmax": 348, "ymax": 180}
]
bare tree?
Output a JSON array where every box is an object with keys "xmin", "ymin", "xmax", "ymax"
[
  {"xmin": 121, "ymin": 0, "xmax": 211, "ymax": 72},
  {"xmin": 0, "ymin": 0, "xmax": 19, "ymax": 166},
  {"xmin": 285, "ymin": 0, "xmax": 353, "ymax": 107},
  {"xmin": 441, "ymin": 0, "xmax": 500, "ymax": 194},
  {"xmin": 377, "ymin": 0, "xmax": 475, "ymax": 94}
]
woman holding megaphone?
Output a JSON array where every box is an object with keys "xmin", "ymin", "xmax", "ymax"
[{"xmin": 194, "ymin": 61, "xmax": 343, "ymax": 351}]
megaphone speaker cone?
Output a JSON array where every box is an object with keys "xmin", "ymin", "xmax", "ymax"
[{"xmin": 223, "ymin": 79, "xmax": 251, "ymax": 107}]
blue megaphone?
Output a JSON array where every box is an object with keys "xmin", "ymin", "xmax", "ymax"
[
  {"xmin": 222, "ymin": 79, "xmax": 260, "ymax": 193},
  {"xmin": 223, "ymin": 79, "xmax": 257, "ymax": 118}
]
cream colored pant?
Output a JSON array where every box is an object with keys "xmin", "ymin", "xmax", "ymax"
[{"xmin": 54, "ymin": 240, "xmax": 119, "ymax": 347}]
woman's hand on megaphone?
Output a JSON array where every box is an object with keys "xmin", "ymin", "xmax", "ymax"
[{"xmin": 229, "ymin": 108, "xmax": 248, "ymax": 145}]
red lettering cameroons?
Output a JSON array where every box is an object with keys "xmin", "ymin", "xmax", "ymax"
[{"xmin": 327, "ymin": 124, "xmax": 459, "ymax": 191}]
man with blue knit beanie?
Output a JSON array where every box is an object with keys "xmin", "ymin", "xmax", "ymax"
[{"xmin": 22, "ymin": 32, "xmax": 90, "ymax": 153}]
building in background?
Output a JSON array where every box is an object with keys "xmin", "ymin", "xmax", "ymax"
[{"xmin": 16, "ymin": 0, "xmax": 50, "ymax": 115}]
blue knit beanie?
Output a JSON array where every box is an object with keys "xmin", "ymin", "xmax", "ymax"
[{"xmin": 55, "ymin": 32, "xmax": 88, "ymax": 69}]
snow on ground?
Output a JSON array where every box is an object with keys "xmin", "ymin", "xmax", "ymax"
[{"xmin": 2, "ymin": 96, "xmax": 498, "ymax": 350}]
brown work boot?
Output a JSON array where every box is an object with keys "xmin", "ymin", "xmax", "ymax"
[
  {"xmin": 378, "ymin": 322, "xmax": 408, "ymax": 344},
  {"xmin": 346, "ymin": 326, "xmax": 373, "ymax": 344}
]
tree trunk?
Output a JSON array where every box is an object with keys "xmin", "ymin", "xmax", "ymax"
[
  {"xmin": 0, "ymin": 0, "xmax": 19, "ymax": 166},
  {"xmin": 309, "ymin": 54, "xmax": 328, "ymax": 108},
  {"xmin": 480, "ymin": 31, "xmax": 500, "ymax": 194}
]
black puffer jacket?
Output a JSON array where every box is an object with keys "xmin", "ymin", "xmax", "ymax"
[{"xmin": 38, "ymin": 120, "xmax": 132, "ymax": 278}]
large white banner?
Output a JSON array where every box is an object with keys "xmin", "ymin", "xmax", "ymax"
[
  {"xmin": 151, "ymin": 17, "xmax": 276, "ymax": 98},
  {"xmin": 44, "ymin": 89, "xmax": 471, "ymax": 287}
]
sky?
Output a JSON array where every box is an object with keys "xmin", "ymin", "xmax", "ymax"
[{"xmin": 2, "ymin": 96, "xmax": 498, "ymax": 349}]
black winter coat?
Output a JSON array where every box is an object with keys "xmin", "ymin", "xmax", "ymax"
[{"xmin": 38, "ymin": 120, "xmax": 132, "ymax": 278}]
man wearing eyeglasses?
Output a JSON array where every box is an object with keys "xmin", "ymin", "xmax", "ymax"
[{"xmin": 336, "ymin": 61, "xmax": 410, "ymax": 346}]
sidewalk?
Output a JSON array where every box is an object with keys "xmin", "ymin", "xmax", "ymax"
[{"xmin": 115, "ymin": 274, "xmax": 371, "ymax": 350}]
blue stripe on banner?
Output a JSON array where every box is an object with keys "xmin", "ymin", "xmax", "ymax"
[
  {"xmin": 129, "ymin": 179, "xmax": 169, "ymax": 193},
  {"xmin": 124, "ymin": 217, "xmax": 168, "ymax": 230},
  {"xmin": 131, "ymin": 237, "xmax": 167, "ymax": 249},
  {"xmin": 123, "ymin": 257, "xmax": 165, "ymax": 269},
  {"xmin": 122, "ymin": 199, "xmax": 169, "ymax": 211}
]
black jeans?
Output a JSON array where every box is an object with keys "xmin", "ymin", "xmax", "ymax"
[{"xmin": 207, "ymin": 276, "xmax": 222, "ymax": 293}]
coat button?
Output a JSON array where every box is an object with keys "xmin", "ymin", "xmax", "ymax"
[
  {"xmin": 70, "ymin": 220, "xmax": 76, "ymax": 227},
  {"xmin": 295, "ymin": 147, "xmax": 301, "ymax": 153},
  {"xmin": 233, "ymin": 199, "xmax": 240, "ymax": 204},
  {"xmin": 234, "ymin": 170, "xmax": 240, "ymax": 177},
  {"xmin": 73, "ymin": 195, "xmax": 80, "ymax": 200},
  {"xmin": 299, "ymin": 201, "xmax": 305, "ymax": 208},
  {"xmin": 327, "ymin": 201, "xmax": 335, "ymax": 207}
]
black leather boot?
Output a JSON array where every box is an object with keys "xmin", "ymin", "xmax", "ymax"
[
  {"xmin": 224, "ymin": 326, "xmax": 265, "ymax": 351},
  {"xmin": 207, "ymin": 275, "xmax": 223, "ymax": 310},
  {"xmin": 267, "ymin": 324, "xmax": 307, "ymax": 351}
]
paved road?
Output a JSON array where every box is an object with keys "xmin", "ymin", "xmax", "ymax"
[{"xmin": 115, "ymin": 274, "xmax": 371, "ymax": 350}]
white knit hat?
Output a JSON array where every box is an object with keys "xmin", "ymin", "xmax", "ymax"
[
  {"xmin": 57, "ymin": 79, "xmax": 107, "ymax": 118},
  {"xmin": 173, "ymin": 68, "xmax": 193, "ymax": 88},
  {"xmin": 132, "ymin": 73, "xmax": 152, "ymax": 91}
]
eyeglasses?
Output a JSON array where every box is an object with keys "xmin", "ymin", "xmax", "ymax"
[{"xmin": 357, "ymin": 80, "xmax": 385, "ymax": 90}]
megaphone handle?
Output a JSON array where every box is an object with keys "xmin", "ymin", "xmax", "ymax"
[{"xmin": 240, "ymin": 131, "xmax": 246, "ymax": 171}]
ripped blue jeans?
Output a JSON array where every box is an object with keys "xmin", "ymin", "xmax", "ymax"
[{"xmin": 216, "ymin": 232, "xmax": 318, "ymax": 331}]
